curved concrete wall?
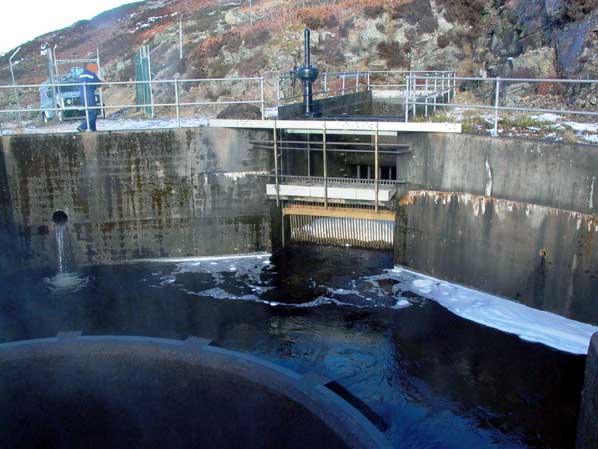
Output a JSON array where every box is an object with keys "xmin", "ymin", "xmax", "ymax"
[
  {"xmin": 0, "ymin": 334, "xmax": 391, "ymax": 449},
  {"xmin": 395, "ymin": 133, "xmax": 598, "ymax": 324}
]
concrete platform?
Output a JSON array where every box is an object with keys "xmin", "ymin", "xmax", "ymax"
[
  {"xmin": 208, "ymin": 119, "xmax": 462, "ymax": 134},
  {"xmin": 267, "ymin": 182, "xmax": 396, "ymax": 203}
]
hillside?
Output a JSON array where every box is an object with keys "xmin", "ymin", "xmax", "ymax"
[{"xmin": 0, "ymin": 0, "xmax": 597, "ymax": 109}]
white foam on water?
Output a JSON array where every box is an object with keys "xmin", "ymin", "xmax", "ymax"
[
  {"xmin": 44, "ymin": 272, "xmax": 92, "ymax": 294},
  {"xmin": 140, "ymin": 253, "xmax": 594, "ymax": 353},
  {"xmin": 389, "ymin": 267, "xmax": 597, "ymax": 355},
  {"xmin": 129, "ymin": 252, "xmax": 271, "ymax": 264}
]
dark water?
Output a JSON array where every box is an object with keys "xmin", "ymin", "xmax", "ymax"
[{"xmin": 0, "ymin": 245, "xmax": 585, "ymax": 449}]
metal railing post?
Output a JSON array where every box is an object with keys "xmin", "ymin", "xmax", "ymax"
[
  {"xmin": 323, "ymin": 122, "xmax": 328, "ymax": 209},
  {"xmin": 273, "ymin": 121, "xmax": 280, "ymax": 207},
  {"xmin": 433, "ymin": 76, "xmax": 438, "ymax": 112},
  {"xmin": 260, "ymin": 77, "xmax": 265, "ymax": 120},
  {"xmin": 277, "ymin": 78, "xmax": 281, "ymax": 108},
  {"xmin": 452, "ymin": 72, "xmax": 456, "ymax": 101},
  {"xmin": 83, "ymin": 85, "xmax": 90, "ymax": 131},
  {"xmin": 492, "ymin": 77, "xmax": 501, "ymax": 137},
  {"xmin": 404, "ymin": 73, "xmax": 410, "ymax": 123},
  {"xmin": 425, "ymin": 77, "xmax": 429, "ymax": 117},
  {"xmin": 441, "ymin": 72, "xmax": 445, "ymax": 98},
  {"xmin": 374, "ymin": 122, "xmax": 379, "ymax": 212},
  {"xmin": 367, "ymin": 72, "xmax": 371, "ymax": 91},
  {"xmin": 342, "ymin": 74, "xmax": 346, "ymax": 95},
  {"xmin": 146, "ymin": 46, "xmax": 155, "ymax": 118},
  {"xmin": 355, "ymin": 72, "xmax": 359, "ymax": 93},
  {"xmin": 9, "ymin": 47, "xmax": 22, "ymax": 126},
  {"xmin": 174, "ymin": 79, "xmax": 181, "ymax": 128},
  {"xmin": 324, "ymin": 73, "xmax": 328, "ymax": 95}
]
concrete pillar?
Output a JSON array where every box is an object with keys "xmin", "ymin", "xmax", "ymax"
[{"xmin": 577, "ymin": 332, "xmax": 598, "ymax": 449}]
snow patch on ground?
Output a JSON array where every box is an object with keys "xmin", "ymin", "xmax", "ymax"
[
  {"xmin": 532, "ymin": 113, "xmax": 561, "ymax": 123},
  {"xmin": 0, "ymin": 117, "xmax": 210, "ymax": 135},
  {"xmin": 390, "ymin": 267, "xmax": 597, "ymax": 355}
]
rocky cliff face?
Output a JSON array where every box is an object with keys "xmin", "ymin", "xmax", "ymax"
[{"xmin": 0, "ymin": 0, "xmax": 596, "ymax": 95}]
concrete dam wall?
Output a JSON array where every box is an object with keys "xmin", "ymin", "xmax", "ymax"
[
  {"xmin": 393, "ymin": 134, "xmax": 598, "ymax": 324},
  {"xmin": 1, "ymin": 126, "xmax": 596, "ymax": 325},
  {"xmin": 0, "ymin": 128, "xmax": 272, "ymax": 271}
]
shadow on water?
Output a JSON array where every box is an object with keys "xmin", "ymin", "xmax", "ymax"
[{"xmin": 0, "ymin": 244, "xmax": 586, "ymax": 449}]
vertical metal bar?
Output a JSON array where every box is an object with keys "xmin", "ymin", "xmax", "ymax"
[
  {"xmin": 281, "ymin": 208, "xmax": 286, "ymax": 247},
  {"xmin": 273, "ymin": 121, "xmax": 280, "ymax": 206},
  {"xmin": 277, "ymin": 78, "xmax": 281, "ymax": 108},
  {"xmin": 342, "ymin": 74, "xmax": 346, "ymax": 95},
  {"xmin": 367, "ymin": 72, "xmax": 371, "ymax": 91},
  {"xmin": 452, "ymin": 72, "xmax": 456, "ymax": 101},
  {"xmin": 174, "ymin": 79, "xmax": 181, "ymax": 128},
  {"xmin": 179, "ymin": 19, "xmax": 183, "ymax": 60},
  {"xmin": 374, "ymin": 123, "xmax": 379, "ymax": 212},
  {"xmin": 355, "ymin": 72, "xmax": 359, "ymax": 93},
  {"xmin": 53, "ymin": 47, "xmax": 59, "ymax": 78},
  {"xmin": 307, "ymin": 133, "xmax": 311, "ymax": 177},
  {"xmin": 8, "ymin": 54, "xmax": 22, "ymax": 125},
  {"xmin": 260, "ymin": 77, "xmax": 265, "ymax": 120},
  {"xmin": 441, "ymin": 73, "xmax": 445, "ymax": 98},
  {"xmin": 147, "ymin": 46, "xmax": 155, "ymax": 118},
  {"xmin": 96, "ymin": 48, "xmax": 104, "ymax": 119},
  {"xmin": 83, "ymin": 84, "xmax": 90, "ymax": 131},
  {"xmin": 492, "ymin": 77, "xmax": 500, "ymax": 137},
  {"xmin": 404, "ymin": 73, "xmax": 410, "ymax": 123},
  {"xmin": 433, "ymin": 77, "xmax": 437, "ymax": 112},
  {"xmin": 323, "ymin": 122, "xmax": 328, "ymax": 209},
  {"xmin": 324, "ymin": 73, "xmax": 328, "ymax": 94},
  {"xmin": 424, "ymin": 77, "xmax": 428, "ymax": 117},
  {"xmin": 47, "ymin": 50, "xmax": 58, "ymax": 125}
]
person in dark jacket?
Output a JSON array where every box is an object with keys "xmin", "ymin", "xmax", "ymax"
[{"xmin": 77, "ymin": 63, "xmax": 102, "ymax": 132}]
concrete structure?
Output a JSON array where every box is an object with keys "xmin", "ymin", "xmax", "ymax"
[
  {"xmin": 0, "ymin": 128, "xmax": 273, "ymax": 270},
  {"xmin": 278, "ymin": 91, "xmax": 373, "ymax": 119},
  {"xmin": 266, "ymin": 182, "xmax": 396, "ymax": 203},
  {"xmin": 391, "ymin": 133, "xmax": 598, "ymax": 324},
  {"xmin": 577, "ymin": 332, "xmax": 598, "ymax": 449},
  {"xmin": 0, "ymin": 333, "xmax": 391, "ymax": 449},
  {"xmin": 0, "ymin": 123, "xmax": 596, "ymax": 325}
]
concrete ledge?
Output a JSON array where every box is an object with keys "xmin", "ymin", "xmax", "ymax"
[
  {"xmin": 283, "ymin": 205, "xmax": 396, "ymax": 222},
  {"xmin": 267, "ymin": 184, "xmax": 395, "ymax": 202},
  {"xmin": 207, "ymin": 119, "xmax": 462, "ymax": 134}
]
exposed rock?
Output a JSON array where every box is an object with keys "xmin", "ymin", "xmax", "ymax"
[
  {"xmin": 362, "ymin": 19, "xmax": 386, "ymax": 46},
  {"xmin": 224, "ymin": 9, "xmax": 247, "ymax": 26},
  {"xmin": 554, "ymin": 12, "xmax": 598, "ymax": 77},
  {"xmin": 216, "ymin": 103, "xmax": 262, "ymax": 119},
  {"xmin": 503, "ymin": 83, "xmax": 532, "ymax": 106},
  {"xmin": 544, "ymin": 0, "xmax": 565, "ymax": 21},
  {"xmin": 509, "ymin": 47, "xmax": 557, "ymax": 77}
]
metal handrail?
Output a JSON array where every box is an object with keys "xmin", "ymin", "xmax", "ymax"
[
  {"xmin": 276, "ymin": 70, "xmax": 456, "ymax": 106},
  {"xmin": 407, "ymin": 74, "xmax": 598, "ymax": 136},
  {"xmin": 267, "ymin": 174, "xmax": 402, "ymax": 186},
  {"xmin": 0, "ymin": 76, "xmax": 267, "ymax": 129}
]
